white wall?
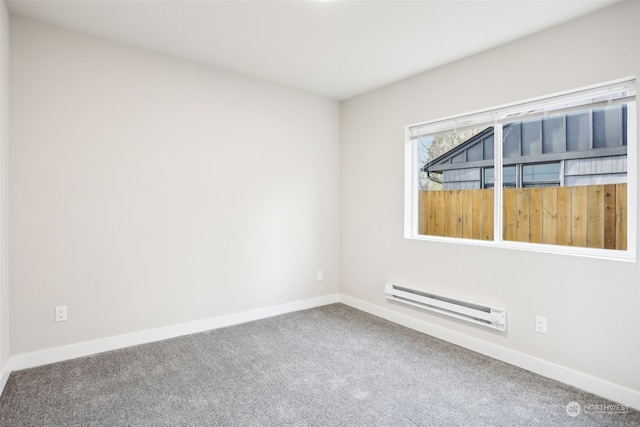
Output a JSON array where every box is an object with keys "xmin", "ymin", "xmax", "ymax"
[
  {"xmin": 341, "ymin": 0, "xmax": 640, "ymax": 395},
  {"xmin": 6, "ymin": 0, "xmax": 639, "ymax": 407},
  {"xmin": 10, "ymin": 16, "xmax": 340, "ymax": 355},
  {"xmin": 0, "ymin": 0, "xmax": 9, "ymax": 375}
]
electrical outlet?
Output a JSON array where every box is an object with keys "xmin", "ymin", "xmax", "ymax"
[
  {"xmin": 535, "ymin": 316, "xmax": 547, "ymax": 334},
  {"xmin": 317, "ymin": 270, "xmax": 324, "ymax": 281},
  {"xmin": 56, "ymin": 305, "xmax": 67, "ymax": 322}
]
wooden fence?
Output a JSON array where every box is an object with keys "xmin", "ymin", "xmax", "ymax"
[{"xmin": 419, "ymin": 183, "xmax": 627, "ymax": 250}]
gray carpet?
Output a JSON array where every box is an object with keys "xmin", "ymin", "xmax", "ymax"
[{"xmin": 0, "ymin": 303, "xmax": 638, "ymax": 426}]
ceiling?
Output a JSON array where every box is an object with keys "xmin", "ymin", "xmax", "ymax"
[{"xmin": 6, "ymin": 0, "xmax": 621, "ymax": 100}]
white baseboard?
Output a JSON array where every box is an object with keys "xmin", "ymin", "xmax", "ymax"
[
  {"xmin": 0, "ymin": 361, "xmax": 10, "ymax": 397},
  {"xmin": 3, "ymin": 292, "xmax": 639, "ymax": 413},
  {"xmin": 0, "ymin": 293, "xmax": 340, "ymax": 397},
  {"xmin": 338, "ymin": 294, "xmax": 640, "ymax": 411}
]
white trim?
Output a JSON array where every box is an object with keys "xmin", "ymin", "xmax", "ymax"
[
  {"xmin": 0, "ymin": 361, "xmax": 11, "ymax": 397},
  {"xmin": 408, "ymin": 233, "xmax": 636, "ymax": 262},
  {"xmin": 3, "ymin": 293, "xmax": 639, "ymax": 412},
  {"xmin": 1, "ymin": 294, "xmax": 339, "ymax": 380},
  {"xmin": 338, "ymin": 294, "xmax": 640, "ymax": 411},
  {"xmin": 493, "ymin": 124, "xmax": 503, "ymax": 242},
  {"xmin": 404, "ymin": 125, "xmax": 416, "ymax": 238},
  {"xmin": 404, "ymin": 79, "xmax": 637, "ymax": 262},
  {"xmin": 626, "ymin": 102, "xmax": 637, "ymax": 258},
  {"xmin": 408, "ymin": 77, "xmax": 636, "ymax": 138}
]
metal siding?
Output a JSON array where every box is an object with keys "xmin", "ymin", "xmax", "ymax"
[
  {"xmin": 542, "ymin": 116, "xmax": 566, "ymax": 154},
  {"xmin": 443, "ymin": 168, "xmax": 481, "ymax": 190},
  {"xmin": 428, "ymin": 104, "xmax": 628, "ymax": 188},
  {"xmin": 483, "ymin": 135, "xmax": 494, "ymax": 160},
  {"xmin": 503, "ymin": 123, "xmax": 520, "ymax": 158},
  {"xmin": 467, "ymin": 141, "xmax": 483, "ymax": 162},
  {"xmin": 564, "ymin": 155, "xmax": 627, "ymax": 176},
  {"xmin": 521, "ymin": 120, "xmax": 542, "ymax": 156},
  {"xmin": 564, "ymin": 155, "xmax": 627, "ymax": 186},
  {"xmin": 605, "ymin": 107, "xmax": 623, "ymax": 146},
  {"xmin": 622, "ymin": 105, "xmax": 628, "ymax": 146},
  {"xmin": 593, "ymin": 105, "xmax": 623, "ymax": 148},
  {"xmin": 444, "ymin": 168, "xmax": 480, "ymax": 182},
  {"xmin": 443, "ymin": 181, "xmax": 481, "ymax": 190},
  {"xmin": 452, "ymin": 152, "xmax": 466, "ymax": 163},
  {"xmin": 565, "ymin": 174, "xmax": 627, "ymax": 186},
  {"xmin": 566, "ymin": 111, "xmax": 591, "ymax": 151}
]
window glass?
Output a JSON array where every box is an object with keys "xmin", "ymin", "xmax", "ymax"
[
  {"xmin": 503, "ymin": 166, "xmax": 517, "ymax": 188},
  {"xmin": 502, "ymin": 105, "xmax": 628, "ymax": 249},
  {"xmin": 522, "ymin": 163, "xmax": 560, "ymax": 187},
  {"xmin": 418, "ymin": 127, "xmax": 493, "ymax": 240},
  {"xmin": 484, "ymin": 166, "xmax": 516, "ymax": 188},
  {"xmin": 484, "ymin": 168, "xmax": 493, "ymax": 187},
  {"xmin": 406, "ymin": 79, "xmax": 635, "ymax": 260}
]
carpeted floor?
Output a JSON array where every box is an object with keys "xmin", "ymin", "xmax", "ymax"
[{"xmin": 0, "ymin": 303, "xmax": 638, "ymax": 426}]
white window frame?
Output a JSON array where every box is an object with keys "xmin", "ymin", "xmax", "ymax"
[{"xmin": 404, "ymin": 78, "xmax": 637, "ymax": 262}]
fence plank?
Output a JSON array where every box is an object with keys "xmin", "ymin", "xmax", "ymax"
[
  {"xmin": 434, "ymin": 190, "xmax": 445, "ymax": 236},
  {"xmin": 604, "ymin": 184, "xmax": 616, "ymax": 249},
  {"xmin": 503, "ymin": 188, "xmax": 517, "ymax": 242},
  {"xmin": 462, "ymin": 190, "xmax": 474, "ymax": 239},
  {"xmin": 587, "ymin": 185, "xmax": 604, "ymax": 248},
  {"xmin": 482, "ymin": 189, "xmax": 493, "ymax": 240},
  {"xmin": 572, "ymin": 186, "xmax": 588, "ymax": 247},
  {"xmin": 556, "ymin": 187, "xmax": 572, "ymax": 246},
  {"xmin": 529, "ymin": 188, "xmax": 543, "ymax": 244},
  {"xmin": 445, "ymin": 191, "xmax": 453, "ymax": 237},
  {"xmin": 543, "ymin": 187, "xmax": 558, "ymax": 245},
  {"xmin": 471, "ymin": 190, "xmax": 483, "ymax": 240},
  {"xmin": 515, "ymin": 188, "xmax": 530, "ymax": 243},
  {"xmin": 617, "ymin": 183, "xmax": 627, "ymax": 250},
  {"xmin": 423, "ymin": 192, "xmax": 430, "ymax": 235},
  {"xmin": 419, "ymin": 191, "xmax": 427, "ymax": 235},
  {"xmin": 451, "ymin": 190, "xmax": 463, "ymax": 238},
  {"xmin": 418, "ymin": 183, "xmax": 625, "ymax": 249}
]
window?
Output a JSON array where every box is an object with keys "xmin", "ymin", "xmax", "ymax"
[
  {"xmin": 484, "ymin": 162, "xmax": 560, "ymax": 188},
  {"xmin": 522, "ymin": 163, "xmax": 560, "ymax": 187},
  {"xmin": 405, "ymin": 79, "xmax": 636, "ymax": 260}
]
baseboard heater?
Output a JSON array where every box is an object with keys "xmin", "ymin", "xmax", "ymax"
[{"xmin": 384, "ymin": 282, "xmax": 506, "ymax": 331}]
